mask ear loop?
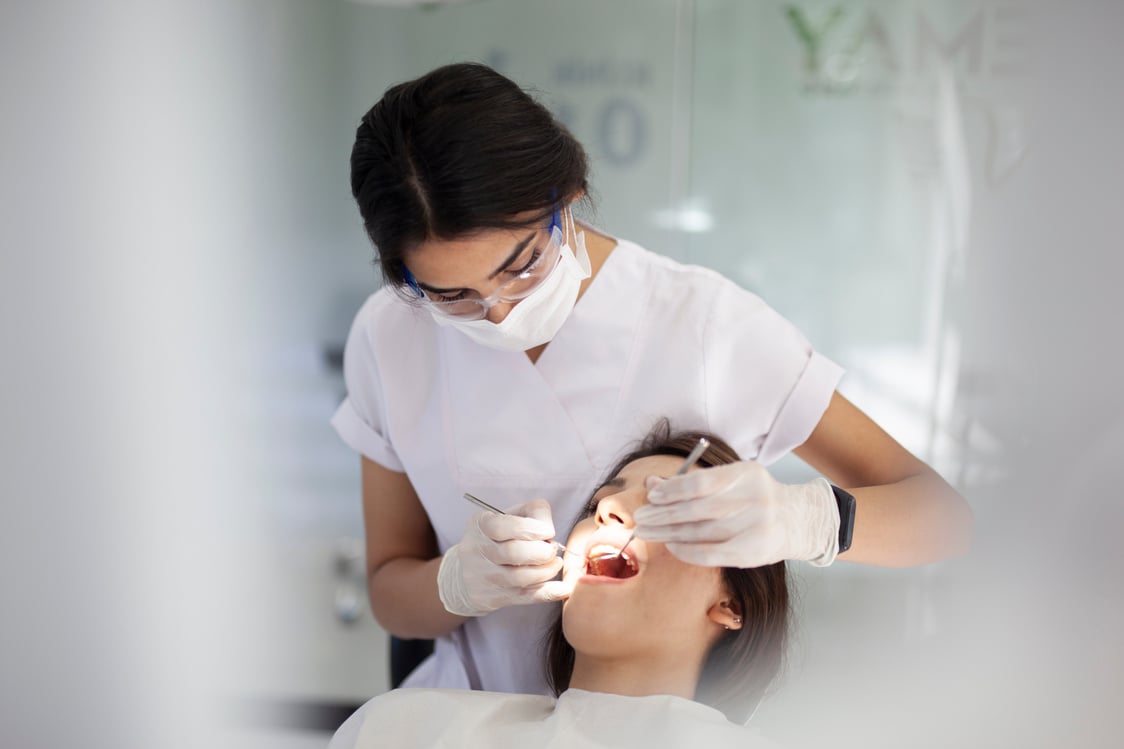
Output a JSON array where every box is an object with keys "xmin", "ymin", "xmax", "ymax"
[{"xmin": 561, "ymin": 202, "xmax": 579, "ymax": 249}]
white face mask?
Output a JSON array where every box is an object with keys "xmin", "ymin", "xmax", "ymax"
[{"xmin": 429, "ymin": 217, "xmax": 592, "ymax": 352}]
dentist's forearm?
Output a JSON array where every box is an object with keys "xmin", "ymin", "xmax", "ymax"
[
  {"xmin": 839, "ymin": 470, "xmax": 973, "ymax": 567},
  {"xmin": 368, "ymin": 555, "xmax": 466, "ymax": 639}
]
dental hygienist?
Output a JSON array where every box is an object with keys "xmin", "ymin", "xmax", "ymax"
[{"xmin": 332, "ymin": 62, "xmax": 973, "ymax": 695}]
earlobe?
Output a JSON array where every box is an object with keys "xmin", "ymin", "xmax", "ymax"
[{"xmin": 707, "ymin": 599, "xmax": 743, "ymax": 631}]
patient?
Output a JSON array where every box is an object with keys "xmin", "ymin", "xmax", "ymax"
[{"xmin": 330, "ymin": 425, "xmax": 790, "ymax": 748}]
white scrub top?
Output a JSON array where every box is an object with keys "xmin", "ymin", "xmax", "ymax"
[
  {"xmin": 332, "ymin": 238, "xmax": 843, "ymax": 694},
  {"xmin": 328, "ymin": 688, "xmax": 781, "ymax": 749}
]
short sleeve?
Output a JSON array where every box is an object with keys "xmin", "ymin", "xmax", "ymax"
[
  {"xmin": 330, "ymin": 298, "xmax": 405, "ymax": 472},
  {"xmin": 703, "ymin": 281, "xmax": 843, "ymax": 465}
]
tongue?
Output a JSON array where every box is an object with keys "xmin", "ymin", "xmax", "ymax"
[{"xmin": 587, "ymin": 552, "xmax": 637, "ymax": 579}]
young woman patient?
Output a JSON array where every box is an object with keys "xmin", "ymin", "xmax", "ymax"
[{"xmin": 330, "ymin": 425, "xmax": 790, "ymax": 748}]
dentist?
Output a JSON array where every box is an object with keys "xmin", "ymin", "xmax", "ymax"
[{"xmin": 333, "ymin": 62, "xmax": 973, "ymax": 695}]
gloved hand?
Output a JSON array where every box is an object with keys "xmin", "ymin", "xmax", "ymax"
[
  {"xmin": 438, "ymin": 499, "xmax": 573, "ymax": 617},
  {"xmin": 632, "ymin": 462, "xmax": 841, "ymax": 568}
]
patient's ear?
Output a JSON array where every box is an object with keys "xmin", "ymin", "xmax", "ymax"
[{"xmin": 707, "ymin": 598, "xmax": 743, "ymax": 631}]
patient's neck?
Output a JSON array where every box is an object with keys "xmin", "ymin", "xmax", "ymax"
[{"xmin": 568, "ymin": 650, "xmax": 704, "ymax": 701}]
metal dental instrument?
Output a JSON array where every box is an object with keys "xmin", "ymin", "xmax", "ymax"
[
  {"xmin": 462, "ymin": 492, "xmax": 574, "ymax": 556},
  {"xmin": 619, "ymin": 437, "xmax": 710, "ymax": 555}
]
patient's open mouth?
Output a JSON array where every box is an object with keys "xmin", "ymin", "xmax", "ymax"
[{"xmin": 584, "ymin": 544, "xmax": 639, "ymax": 579}]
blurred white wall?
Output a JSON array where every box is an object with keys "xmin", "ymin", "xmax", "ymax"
[
  {"xmin": 0, "ymin": 1, "xmax": 367, "ymax": 746},
  {"xmin": 1, "ymin": 2, "xmax": 259, "ymax": 747}
]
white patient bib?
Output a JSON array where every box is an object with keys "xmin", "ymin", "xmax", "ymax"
[{"xmin": 330, "ymin": 688, "xmax": 781, "ymax": 749}]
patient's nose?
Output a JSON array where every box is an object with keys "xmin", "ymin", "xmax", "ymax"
[{"xmin": 595, "ymin": 494, "xmax": 635, "ymax": 529}]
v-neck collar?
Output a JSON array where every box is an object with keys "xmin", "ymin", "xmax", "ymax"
[
  {"xmin": 531, "ymin": 236, "xmax": 629, "ymax": 375},
  {"xmin": 435, "ymin": 242, "xmax": 646, "ymax": 483}
]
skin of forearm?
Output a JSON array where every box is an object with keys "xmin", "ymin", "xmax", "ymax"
[
  {"xmin": 839, "ymin": 471, "xmax": 974, "ymax": 567},
  {"xmin": 368, "ymin": 555, "xmax": 467, "ymax": 639}
]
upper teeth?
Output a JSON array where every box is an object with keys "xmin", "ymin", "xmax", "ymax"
[{"xmin": 588, "ymin": 543, "xmax": 626, "ymax": 558}]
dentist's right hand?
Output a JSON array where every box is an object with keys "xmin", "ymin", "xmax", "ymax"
[{"xmin": 437, "ymin": 499, "xmax": 573, "ymax": 617}]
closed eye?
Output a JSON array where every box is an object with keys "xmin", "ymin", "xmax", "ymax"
[
  {"xmin": 503, "ymin": 246, "xmax": 543, "ymax": 278},
  {"xmin": 431, "ymin": 289, "xmax": 468, "ymax": 302},
  {"xmin": 579, "ymin": 488, "xmax": 615, "ymax": 517},
  {"xmin": 582, "ymin": 478, "xmax": 626, "ymax": 517},
  {"xmin": 581, "ymin": 496, "xmax": 599, "ymax": 517}
]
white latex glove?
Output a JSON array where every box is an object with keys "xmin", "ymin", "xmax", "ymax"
[
  {"xmin": 632, "ymin": 461, "xmax": 841, "ymax": 568},
  {"xmin": 437, "ymin": 499, "xmax": 573, "ymax": 617}
]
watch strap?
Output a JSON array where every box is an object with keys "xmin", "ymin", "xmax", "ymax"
[{"xmin": 830, "ymin": 484, "xmax": 856, "ymax": 554}]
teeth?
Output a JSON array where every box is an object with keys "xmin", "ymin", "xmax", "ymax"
[{"xmin": 583, "ymin": 545, "xmax": 641, "ymax": 579}]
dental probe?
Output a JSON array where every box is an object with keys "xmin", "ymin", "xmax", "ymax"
[
  {"xmin": 462, "ymin": 492, "xmax": 574, "ymax": 556},
  {"xmin": 618, "ymin": 437, "xmax": 710, "ymax": 555}
]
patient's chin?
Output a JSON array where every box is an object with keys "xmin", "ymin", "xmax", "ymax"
[{"xmin": 561, "ymin": 606, "xmax": 634, "ymax": 656}]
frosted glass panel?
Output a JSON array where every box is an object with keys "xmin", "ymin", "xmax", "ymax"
[{"xmin": 685, "ymin": 1, "xmax": 1032, "ymax": 481}]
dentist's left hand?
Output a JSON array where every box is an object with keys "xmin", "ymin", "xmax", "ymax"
[
  {"xmin": 632, "ymin": 461, "xmax": 841, "ymax": 568},
  {"xmin": 438, "ymin": 499, "xmax": 574, "ymax": 617}
]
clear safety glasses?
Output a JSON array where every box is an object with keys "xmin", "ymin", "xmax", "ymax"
[{"xmin": 403, "ymin": 206, "xmax": 570, "ymax": 321}]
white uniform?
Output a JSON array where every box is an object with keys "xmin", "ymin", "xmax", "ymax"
[
  {"xmin": 328, "ymin": 688, "xmax": 781, "ymax": 749},
  {"xmin": 332, "ymin": 238, "xmax": 843, "ymax": 694}
]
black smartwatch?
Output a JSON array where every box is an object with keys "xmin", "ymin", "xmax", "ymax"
[{"xmin": 830, "ymin": 485, "xmax": 856, "ymax": 554}]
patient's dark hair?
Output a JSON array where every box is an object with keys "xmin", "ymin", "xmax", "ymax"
[
  {"xmin": 350, "ymin": 62, "xmax": 590, "ymax": 289},
  {"xmin": 543, "ymin": 421, "xmax": 790, "ymax": 723}
]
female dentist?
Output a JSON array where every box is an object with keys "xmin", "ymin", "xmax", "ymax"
[{"xmin": 332, "ymin": 62, "xmax": 973, "ymax": 695}]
